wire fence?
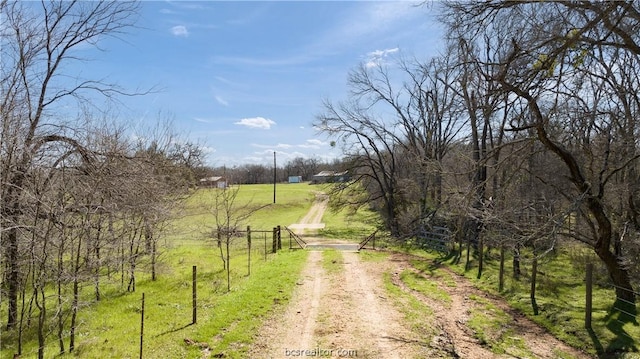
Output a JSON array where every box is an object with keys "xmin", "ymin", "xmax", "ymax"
[
  {"xmin": 585, "ymin": 263, "xmax": 639, "ymax": 342},
  {"xmin": 2, "ymin": 226, "xmax": 287, "ymax": 359}
]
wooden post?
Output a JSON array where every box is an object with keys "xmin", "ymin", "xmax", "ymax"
[
  {"xmin": 585, "ymin": 263, "xmax": 593, "ymax": 329},
  {"xmin": 140, "ymin": 293, "xmax": 145, "ymax": 359},
  {"xmin": 192, "ymin": 266, "xmax": 197, "ymax": 324},
  {"xmin": 264, "ymin": 232, "xmax": 267, "ymax": 261},
  {"xmin": 277, "ymin": 225, "xmax": 282, "ymax": 250},
  {"xmin": 247, "ymin": 226, "xmax": 251, "ymax": 276}
]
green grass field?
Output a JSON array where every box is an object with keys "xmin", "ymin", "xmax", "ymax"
[
  {"xmin": 3, "ymin": 182, "xmax": 638, "ymax": 358},
  {"xmin": 0, "ymin": 183, "xmax": 343, "ymax": 359},
  {"xmin": 407, "ymin": 243, "xmax": 640, "ymax": 358},
  {"xmin": 172, "ymin": 183, "xmax": 320, "ymax": 237}
]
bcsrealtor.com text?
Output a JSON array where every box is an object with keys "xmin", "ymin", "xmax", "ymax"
[{"xmin": 284, "ymin": 347, "xmax": 358, "ymax": 357}]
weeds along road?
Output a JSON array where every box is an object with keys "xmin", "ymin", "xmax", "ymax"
[{"xmin": 248, "ymin": 195, "xmax": 593, "ymax": 359}]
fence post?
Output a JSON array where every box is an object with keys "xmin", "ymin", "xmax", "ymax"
[
  {"xmin": 247, "ymin": 226, "xmax": 251, "ymax": 276},
  {"xmin": 140, "ymin": 293, "xmax": 145, "ymax": 359},
  {"xmin": 585, "ymin": 262, "xmax": 593, "ymax": 329},
  {"xmin": 192, "ymin": 266, "xmax": 197, "ymax": 324},
  {"xmin": 277, "ymin": 225, "xmax": 282, "ymax": 250}
]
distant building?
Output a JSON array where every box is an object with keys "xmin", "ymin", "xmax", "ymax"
[
  {"xmin": 199, "ymin": 176, "xmax": 227, "ymax": 188},
  {"xmin": 311, "ymin": 171, "xmax": 349, "ymax": 184},
  {"xmin": 288, "ymin": 175, "xmax": 303, "ymax": 183}
]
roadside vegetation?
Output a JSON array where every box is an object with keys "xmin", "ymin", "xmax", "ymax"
[
  {"xmin": 0, "ymin": 184, "xmax": 314, "ymax": 358},
  {"xmin": 3, "ymin": 1, "xmax": 640, "ymax": 358},
  {"xmin": 390, "ymin": 242, "xmax": 640, "ymax": 357}
]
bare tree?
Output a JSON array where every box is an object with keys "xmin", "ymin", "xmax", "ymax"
[
  {"xmin": 1, "ymin": 0, "xmax": 141, "ymax": 330},
  {"xmin": 205, "ymin": 185, "xmax": 267, "ymax": 292},
  {"xmin": 444, "ymin": 0, "xmax": 640, "ymax": 304},
  {"xmin": 284, "ymin": 156, "xmax": 321, "ymax": 181},
  {"xmin": 316, "ymin": 55, "xmax": 464, "ymax": 237}
]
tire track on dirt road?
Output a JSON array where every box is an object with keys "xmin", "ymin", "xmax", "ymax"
[
  {"xmin": 389, "ymin": 253, "xmax": 594, "ymax": 359},
  {"xmin": 250, "ymin": 250, "xmax": 326, "ymax": 357},
  {"xmin": 327, "ymin": 251, "xmax": 426, "ymax": 358},
  {"xmin": 248, "ymin": 195, "xmax": 426, "ymax": 358},
  {"xmin": 249, "ymin": 249, "xmax": 428, "ymax": 359},
  {"xmin": 249, "ymin": 195, "xmax": 592, "ymax": 359},
  {"xmin": 298, "ymin": 193, "xmax": 328, "ymax": 230}
]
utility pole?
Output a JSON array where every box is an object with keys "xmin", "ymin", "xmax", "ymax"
[{"xmin": 273, "ymin": 151, "xmax": 277, "ymax": 203}]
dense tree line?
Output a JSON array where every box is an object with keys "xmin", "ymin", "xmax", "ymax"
[
  {"xmin": 316, "ymin": 1, "xmax": 639, "ymax": 306},
  {"xmin": 0, "ymin": 2, "xmax": 344, "ymax": 353},
  {"xmin": 0, "ymin": 1, "xmax": 204, "ymax": 356},
  {"xmin": 202, "ymin": 156, "xmax": 340, "ymax": 185},
  {"xmin": 3, "ymin": 0, "xmax": 638, "ymax": 355}
]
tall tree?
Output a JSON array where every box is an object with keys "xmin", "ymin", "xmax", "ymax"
[
  {"xmin": 444, "ymin": 0, "xmax": 640, "ymax": 304},
  {"xmin": 316, "ymin": 56, "xmax": 464, "ymax": 236},
  {"xmin": 0, "ymin": 0, "xmax": 140, "ymax": 330}
]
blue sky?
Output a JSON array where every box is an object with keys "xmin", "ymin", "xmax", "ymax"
[{"xmin": 86, "ymin": 1, "xmax": 445, "ymax": 167}]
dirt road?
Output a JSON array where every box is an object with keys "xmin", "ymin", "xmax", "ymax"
[{"xmin": 248, "ymin": 195, "xmax": 593, "ymax": 359}]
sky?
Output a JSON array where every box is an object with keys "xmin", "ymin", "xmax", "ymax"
[{"xmin": 83, "ymin": 1, "xmax": 445, "ymax": 167}]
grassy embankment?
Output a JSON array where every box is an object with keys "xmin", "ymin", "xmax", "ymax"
[
  {"xmin": 1, "ymin": 183, "xmax": 368, "ymax": 359},
  {"xmin": 396, "ymin": 242, "xmax": 640, "ymax": 358}
]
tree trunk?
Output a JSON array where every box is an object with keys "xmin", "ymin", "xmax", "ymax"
[
  {"xmin": 3, "ymin": 169, "xmax": 27, "ymax": 330},
  {"xmin": 217, "ymin": 231, "xmax": 226, "ymax": 270},
  {"xmin": 69, "ymin": 230, "xmax": 83, "ymax": 352},
  {"xmin": 499, "ymin": 244, "xmax": 505, "ymax": 292},
  {"xmin": 476, "ymin": 224, "xmax": 484, "ymax": 279},
  {"xmin": 226, "ymin": 236, "xmax": 231, "ymax": 292},
  {"xmin": 513, "ymin": 244, "xmax": 521, "ymax": 280},
  {"xmin": 596, "ymin": 244, "xmax": 636, "ymax": 303},
  {"xmin": 57, "ymin": 277, "xmax": 65, "ymax": 354},
  {"xmin": 511, "ymin": 83, "xmax": 636, "ymax": 305},
  {"xmin": 465, "ymin": 229, "xmax": 472, "ymax": 271},
  {"xmin": 36, "ymin": 286, "xmax": 46, "ymax": 359},
  {"xmin": 17, "ymin": 263, "xmax": 34, "ymax": 356},
  {"xmin": 531, "ymin": 257, "xmax": 539, "ymax": 315},
  {"xmin": 127, "ymin": 227, "xmax": 142, "ymax": 292},
  {"xmin": 69, "ymin": 279, "xmax": 79, "ymax": 352},
  {"xmin": 5, "ymin": 228, "xmax": 19, "ymax": 329},
  {"xmin": 94, "ymin": 220, "xmax": 102, "ymax": 301},
  {"xmin": 151, "ymin": 239, "xmax": 157, "ymax": 281}
]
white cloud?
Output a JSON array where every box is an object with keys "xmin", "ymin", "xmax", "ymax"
[
  {"xmin": 235, "ymin": 117, "xmax": 276, "ymax": 129},
  {"xmin": 368, "ymin": 48, "xmax": 399, "ymax": 58},
  {"xmin": 299, "ymin": 139, "xmax": 325, "ymax": 148},
  {"xmin": 170, "ymin": 25, "xmax": 189, "ymax": 37},
  {"xmin": 365, "ymin": 47, "xmax": 399, "ymax": 68},
  {"xmin": 251, "ymin": 143, "xmax": 292, "ymax": 149},
  {"xmin": 214, "ymin": 95, "xmax": 229, "ymax": 106},
  {"xmin": 315, "ymin": 2, "xmax": 416, "ymax": 52},
  {"xmin": 201, "ymin": 146, "xmax": 216, "ymax": 153},
  {"xmin": 249, "ymin": 149, "xmax": 308, "ymax": 164}
]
